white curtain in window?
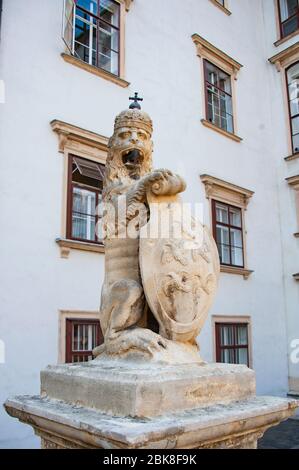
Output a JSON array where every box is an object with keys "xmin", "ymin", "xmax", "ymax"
[
  {"xmin": 280, "ymin": 0, "xmax": 298, "ymax": 21},
  {"xmin": 220, "ymin": 325, "xmax": 234, "ymax": 346},
  {"xmin": 280, "ymin": 0, "xmax": 288, "ymax": 21}
]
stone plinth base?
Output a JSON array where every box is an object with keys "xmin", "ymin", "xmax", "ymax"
[
  {"xmin": 40, "ymin": 362, "xmax": 255, "ymax": 418},
  {"xmin": 4, "ymin": 395, "xmax": 297, "ymax": 449},
  {"xmin": 4, "ymin": 362, "xmax": 298, "ymax": 449}
]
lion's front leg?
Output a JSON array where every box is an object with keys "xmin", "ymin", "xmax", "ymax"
[{"xmin": 93, "ymin": 278, "xmax": 168, "ymax": 358}]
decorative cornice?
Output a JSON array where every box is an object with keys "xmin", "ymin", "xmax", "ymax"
[
  {"xmin": 116, "ymin": 0, "xmax": 134, "ymax": 11},
  {"xmin": 200, "ymin": 174, "xmax": 254, "ymax": 208},
  {"xmin": 51, "ymin": 120, "xmax": 108, "ymax": 155},
  {"xmin": 286, "ymin": 174, "xmax": 299, "ymax": 190},
  {"xmin": 56, "ymin": 238, "xmax": 104, "ymax": 259},
  {"xmin": 220, "ymin": 265, "xmax": 254, "ymax": 280},
  {"xmin": 124, "ymin": 0, "xmax": 133, "ymax": 11},
  {"xmin": 192, "ymin": 33, "xmax": 242, "ymax": 79},
  {"xmin": 269, "ymin": 41, "xmax": 299, "ymax": 71}
]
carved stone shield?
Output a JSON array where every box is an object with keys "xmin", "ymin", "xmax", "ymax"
[{"xmin": 140, "ymin": 198, "xmax": 220, "ymax": 343}]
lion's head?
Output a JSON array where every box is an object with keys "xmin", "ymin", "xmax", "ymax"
[{"xmin": 104, "ymin": 108, "xmax": 153, "ymax": 191}]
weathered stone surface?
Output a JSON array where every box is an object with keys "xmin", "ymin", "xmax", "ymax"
[
  {"xmin": 4, "ymin": 395, "xmax": 298, "ymax": 449},
  {"xmin": 40, "ymin": 362, "xmax": 255, "ymax": 419},
  {"xmin": 140, "ymin": 208, "xmax": 220, "ymax": 344},
  {"xmin": 94, "ymin": 105, "xmax": 219, "ymax": 363},
  {"xmin": 4, "ymin": 105, "xmax": 299, "ymax": 449}
]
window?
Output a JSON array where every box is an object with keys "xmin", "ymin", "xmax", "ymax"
[
  {"xmin": 200, "ymin": 175, "xmax": 254, "ymax": 278},
  {"xmin": 0, "ymin": 0, "xmax": 3, "ymax": 40},
  {"xmin": 215, "ymin": 323, "xmax": 249, "ymax": 366},
  {"xmin": 287, "ymin": 174, "xmax": 299, "ymax": 234},
  {"xmin": 278, "ymin": 0, "xmax": 299, "ymax": 39},
  {"xmin": 51, "ymin": 120, "xmax": 108, "ymax": 257},
  {"xmin": 269, "ymin": 44, "xmax": 299, "ymax": 158},
  {"xmin": 63, "ymin": 0, "xmax": 121, "ymax": 76},
  {"xmin": 66, "ymin": 319, "xmax": 103, "ymax": 363},
  {"xmin": 204, "ymin": 60, "xmax": 234, "ymax": 134},
  {"xmin": 67, "ymin": 155, "xmax": 105, "ymax": 244},
  {"xmin": 212, "ymin": 200, "xmax": 244, "ymax": 268},
  {"xmin": 287, "ymin": 62, "xmax": 299, "ymax": 153},
  {"xmin": 192, "ymin": 35, "xmax": 242, "ymax": 142}
]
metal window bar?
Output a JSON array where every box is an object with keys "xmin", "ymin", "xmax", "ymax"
[
  {"xmin": 73, "ymin": 0, "xmax": 120, "ymax": 74},
  {"xmin": 216, "ymin": 324, "xmax": 249, "ymax": 366},
  {"xmin": 204, "ymin": 61, "xmax": 233, "ymax": 133},
  {"xmin": 213, "ymin": 201, "xmax": 244, "ymax": 268}
]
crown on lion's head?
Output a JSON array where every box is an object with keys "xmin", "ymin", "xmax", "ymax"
[
  {"xmin": 104, "ymin": 108, "xmax": 154, "ymax": 188},
  {"xmin": 114, "ymin": 109, "xmax": 153, "ymax": 135}
]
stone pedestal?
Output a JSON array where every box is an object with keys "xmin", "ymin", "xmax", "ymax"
[{"xmin": 4, "ymin": 361, "xmax": 298, "ymax": 449}]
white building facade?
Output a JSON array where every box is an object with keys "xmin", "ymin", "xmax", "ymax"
[{"xmin": 0, "ymin": 0, "xmax": 298, "ymax": 448}]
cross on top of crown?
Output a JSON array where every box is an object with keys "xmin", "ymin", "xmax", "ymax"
[{"xmin": 129, "ymin": 92, "xmax": 143, "ymax": 110}]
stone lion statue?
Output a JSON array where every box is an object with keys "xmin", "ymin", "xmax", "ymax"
[{"xmin": 93, "ymin": 101, "xmax": 219, "ymax": 363}]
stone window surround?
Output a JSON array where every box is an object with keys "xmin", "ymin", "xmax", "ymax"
[
  {"xmin": 200, "ymin": 174, "xmax": 254, "ymax": 279},
  {"xmin": 51, "ymin": 120, "xmax": 108, "ymax": 258},
  {"xmin": 209, "ymin": 0, "xmax": 231, "ymax": 16},
  {"xmin": 285, "ymin": 175, "xmax": 299, "ymax": 282},
  {"xmin": 211, "ymin": 315, "xmax": 253, "ymax": 368},
  {"xmin": 61, "ymin": 0, "xmax": 133, "ymax": 88},
  {"xmin": 274, "ymin": 0, "xmax": 299, "ymax": 47},
  {"xmin": 58, "ymin": 310, "xmax": 99, "ymax": 363},
  {"xmin": 286, "ymin": 174, "xmax": 299, "ymax": 237},
  {"xmin": 269, "ymin": 42, "xmax": 299, "ymax": 160},
  {"xmin": 192, "ymin": 34, "xmax": 243, "ymax": 143}
]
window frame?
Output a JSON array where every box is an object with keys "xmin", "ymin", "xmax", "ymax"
[
  {"xmin": 286, "ymin": 174, "xmax": 299, "ymax": 238},
  {"xmin": 277, "ymin": 0, "xmax": 299, "ymax": 40},
  {"xmin": 209, "ymin": 0, "xmax": 231, "ymax": 15},
  {"xmin": 200, "ymin": 174, "xmax": 254, "ymax": 279},
  {"xmin": 203, "ymin": 59, "xmax": 234, "ymax": 135},
  {"xmin": 65, "ymin": 318, "xmax": 103, "ymax": 363},
  {"xmin": 66, "ymin": 154, "xmax": 104, "ymax": 245},
  {"xmin": 268, "ymin": 44, "xmax": 299, "ymax": 159},
  {"xmin": 62, "ymin": 0, "xmax": 130, "ymax": 87},
  {"xmin": 286, "ymin": 61, "xmax": 299, "ymax": 155},
  {"xmin": 73, "ymin": 0, "xmax": 121, "ymax": 76},
  {"xmin": 192, "ymin": 34, "xmax": 242, "ymax": 142},
  {"xmin": 212, "ymin": 199, "xmax": 245, "ymax": 268},
  {"xmin": 215, "ymin": 322, "xmax": 250, "ymax": 367},
  {"xmin": 51, "ymin": 120, "xmax": 108, "ymax": 258}
]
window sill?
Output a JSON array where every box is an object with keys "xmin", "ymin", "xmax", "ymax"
[
  {"xmin": 285, "ymin": 152, "xmax": 299, "ymax": 161},
  {"xmin": 61, "ymin": 53, "xmax": 130, "ymax": 88},
  {"xmin": 201, "ymin": 119, "xmax": 242, "ymax": 143},
  {"xmin": 220, "ymin": 265, "xmax": 254, "ymax": 280},
  {"xmin": 209, "ymin": 0, "xmax": 231, "ymax": 16},
  {"xmin": 274, "ymin": 29, "xmax": 299, "ymax": 47},
  {"xmin": 56, "ymin": 238, "xmax": 104, "ymax": 258}
]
